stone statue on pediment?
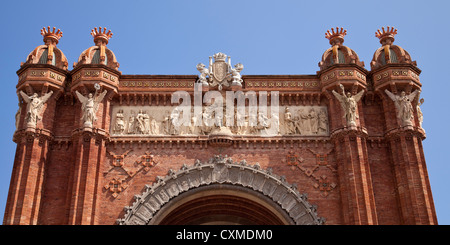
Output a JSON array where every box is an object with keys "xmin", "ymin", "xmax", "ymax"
[
  {"xmin": 229, "ymin": 63, "xmax": 244, "ymax": 87},
  {"xmin": 417, "ymin": 97, "xmax": 424, "ymax": 128},
  {"xmin": 385, "ymin": 89, "xmax": 420, "ymax": 127},
  {"xmin": 19, "ymin": 90, "xmax": 53, "ymax": 128},
  {"xmin": 332, "ymin": 84, "xmax": 364, "ymax": 127},
  {"xmin": 75, "ymin": 87, "xmax": 107, "ymax": 128},
  {"xmin": 196, "ymin": 63, "xmax": 210, "ymax": 86}
]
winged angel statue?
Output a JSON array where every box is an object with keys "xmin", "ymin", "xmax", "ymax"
[
  {"xmin": 75, "ymin": 83, "xmax": 107, "ymax": 127},
  {"xmin": 385, "ymin": 89, "xmax": 420, "ymax": 127},
  {"xmin": 332, "ymin": 84, "xmax": 364, "ymax": 127},
  {"xmin": 19, "ymin": 90, "xmax": 53, "ymax": 128}
]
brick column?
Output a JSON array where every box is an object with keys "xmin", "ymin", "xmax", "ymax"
[
  {"xmin": 66, "ymin": 88, "xmax": 112, "ymax": 224},
  {"xmin": 371, "ymin": 61, "xmax": 437, "ymax": 224},
  {"xmin": 67, "ymin": 129, "xmax": 106, "ymax": 225},
  {"xmin": 3, "ymin": 133, "xmax": 51, "ymax": 224},
  {"xmin": 328, "ymin": 88, "xmax": 378, "ymax": 224},
  {"xmin": 379, "ymin": 88, "xmax": 437, "ymax": 224},
  {"xmin": 322, "ymin": 64, "xmax": 378, "ymax": 224},
  {"xmin": 332, "ymin": 129, "xmax": 378, "ymax": 224},
  {"xmin": 4, "ymin": 96, "xmax": 58, "ymax": 224},
  {"xmin": 4, "ymin": 65, "xmax": 65, "ymax": 224},
  {"xmin": 386, "ymin": 131, "xmax": 436, "ymax": 224}
]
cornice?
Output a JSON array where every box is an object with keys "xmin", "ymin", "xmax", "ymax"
[
  {"xmin": 316, "ymin": 63, "xmax": 370, "ymax": 77},
  {"xmin": 368, "ymin": 63, "xmax": 421, "ymax": 76},
  {"xmin": 16, "ymin": 63, "xmax": 70, "ymax": 76},
  {"xmin": 70, "ymin": 63, "xmax": 122, "ymax": 77}
]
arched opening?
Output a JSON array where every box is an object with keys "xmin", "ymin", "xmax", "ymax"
[
  {"xmin": 152, "ymin": 184, "xmax": 292, "ymax": 225},
  {"xmin": 117, "ymin": 155, "xmax": 324, "ymax": 225}
]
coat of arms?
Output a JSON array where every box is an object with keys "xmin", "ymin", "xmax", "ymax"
[{"xmin": 196, "ymin": 52, "xmax": 244, "ymax": 90}]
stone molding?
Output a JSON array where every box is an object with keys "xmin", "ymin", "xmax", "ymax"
[{"xmin": 117, "ymin": 155, "xmax": 325, "ymax": 225}]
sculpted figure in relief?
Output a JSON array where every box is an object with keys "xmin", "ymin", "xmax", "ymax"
[
  {"xmin": 269, "ymin": 112, "xmax": 280, "ymax": 135},
  {"xmin": 114, "ymin": 110, "xmax": 125, "ymax": 134},
  {"xmin": 280, "ymin": 106, "xmax": 328, "ymax": 135},
  {"xmin": 75, "ymin": 84, "xmax": 107, "ymax": 128},
  {"xmin": 332, "ymin": 84, "xmax": 364, "ymax": 127},
  {"xmin": 309, "ymin": 108, "xmax": 318, "ymax": 134},
  {"xmin": 150, "ymin": 116, "xmax": 159, "ymax": 135},
  {"xmin": 297, "ymin": 109, "xmax": 310, "ymax": 134},
  {"xmin": 256, "ymin": 111, "xmax": 269, "ymax": 134},
  {"xmin": 199, "ymin": 107, "xmax": 212, "ymax": 135},
  {"xmin": 318, "ymin": 109, "xmax": 328, "ymax": 134},
  {"xmin": 110, "ymin": 105, "xmax": 328, "ymax": 137},
  {"xmin": 19, "ymin": 90, "xmax": 53, "ymax": 128},
  {"xmin": 15, "ymin": 102, "xmax": 21, "ymax": 130},
  {"xmin": 234, "ymin": 108, "xmax": 246, "ymax": 135},
  {"xmin": 135, "ymin": 110, "xmax": 151, "ymax": 134},
  {"xmin": 385, "ymin": 89, "xmax": 420, "ymax": 127},
  {"xmin": 127, "ymin": 113, "xmax": 136, "ymax": 134},
  {"xmin": 417, "ymin": 97, "xmax": 424, "ymax": 128},
  {"xmin": 284, "ymin": 107, "xmax": 296, "ymax": 134},
  {"xmin": 143, "ymin": 113, "xmax": 151, "ymax": 134}
]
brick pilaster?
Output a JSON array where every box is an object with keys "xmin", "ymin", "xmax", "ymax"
[
  {"xmin": 3, "ymin": 132, "xmax": 51, "ymax": 224},
  {"xmin": 67, "ymin": 130, "xmax": 106, "ymax": 224},
  {"xmin": 332, "ymin": 129, "xmax": 378, "ymax": 224},
  {"xmin": 386, "ymin": 130, "xmax": 437, "ymax": 224}
]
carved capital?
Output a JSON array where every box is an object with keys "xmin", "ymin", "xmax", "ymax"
[
  {"xmin": 330, "ymin": 126, "xmax": 368, "ymax": 141},
  {"xmin": 72, "ymin": 127, "xmax": 109, "ymax": 143},
  {"xmin": 13, "ymin": 127, "xmax": 53, "ymax": 144},
  {"xmin": 385, "ymin": 126, "xmax": 426, "ymax": 141}
]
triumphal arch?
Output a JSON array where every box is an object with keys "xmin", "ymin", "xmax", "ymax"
[{"xmin": 3, "ymin": 26, "xmax": 437, "ymax": 225}]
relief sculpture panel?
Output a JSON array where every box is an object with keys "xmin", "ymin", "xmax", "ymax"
[{"xmin": 110, "ymin": 105, "xmax": 329, "ymax": 137}]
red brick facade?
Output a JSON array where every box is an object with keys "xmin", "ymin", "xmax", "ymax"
[{"xmin": 3, "ymin": 26, "xmax": 437, "ymax": 225}]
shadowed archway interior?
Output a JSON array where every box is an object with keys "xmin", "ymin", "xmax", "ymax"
[{"xmin": 154, "ymin": 184, "xmax": 291, "ymax": 225}]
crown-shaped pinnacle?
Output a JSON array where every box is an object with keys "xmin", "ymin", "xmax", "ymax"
[
  {"xmin": 213, "ymin": 52, "xmax": 227, "ymax": 62},
  {"xmin": 40, "ymin": 26, "xmax": 63, "ymax": 45},
  {"xmin": 91, "ymin": 27, "xmax": 113, "ymax": 45},
  {"xmin": 325, "ymin": 27, "xmax": 347, "ymax": 46},
  {"xmin": 375, "ymin": 26, "xmax": 397, "ymax": 45}
]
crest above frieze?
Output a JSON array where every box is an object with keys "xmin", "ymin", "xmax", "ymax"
[{"xmin": 197, "ymin": 52, "xmax": 244, "ymax": 90}]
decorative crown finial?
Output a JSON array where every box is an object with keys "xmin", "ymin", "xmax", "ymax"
[
  {"xmin": 40, "ymin": 26, "xmax": 63, "ymax": 45},
  {"xmin": 91, "ymin": 27, "xmax": 113, "ymax": 45},
  {"xmin": 325, "ymin": 27, "xmax": 347, "ymax": 46},
  {"xmin": 375, "ymin": 26, "xmax": 397, "ymax": 45},
  {"xmin": 213, "ymin": 52, "xmax": 227, "ymax": 62}
]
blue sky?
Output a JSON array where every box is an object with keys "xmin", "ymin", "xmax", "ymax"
[{"xmin": 0, "ymin": 0, "xmax": 448, "ymax": 224}]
